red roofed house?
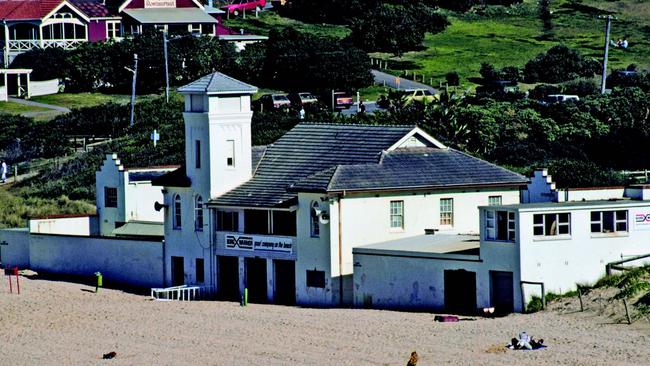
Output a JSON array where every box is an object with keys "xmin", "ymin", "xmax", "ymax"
[{"xmin": 0, "ymin": 0, "xmax": 219, "ymax": 65}]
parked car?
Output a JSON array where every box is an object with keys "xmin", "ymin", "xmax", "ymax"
[
  {"xmin": 541, "ymin": 94, "xmax": 580, "ymax": 105},
  {"xmin": 403, "ymin": 88, "xmax": 436, "ymax": 104},
  {"xmin": 288, "ymin": 92, "xmax": 318, "ymax": 107},
  {"xmin": 221, "ymin": 0, "xmax": 266, "ymax": 15},
  {"xmin": 333, "ymin": 91, "xmax": 354, "ymax": 110},
  {"xmin": 255, "ymin": 93, "xmax": 291, "ymax": 111}
]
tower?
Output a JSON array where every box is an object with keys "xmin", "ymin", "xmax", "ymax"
[{"xmin": 177, "ymin": 72, "xmax": 258, "ymax": 199}]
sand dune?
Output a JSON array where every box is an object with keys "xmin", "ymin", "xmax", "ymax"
[{"xmin": 0, "ymin": 275, "xmax": 648, "ymax": 365}]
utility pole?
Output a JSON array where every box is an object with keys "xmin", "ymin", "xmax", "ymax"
[
  {"xmin": 163, "ymin": 31, "xmax": 170, "ymax": 103},
  {"xmin": 599, "ymin": 15, "xmax": 614, "ymax": 94},
  {"xmin": 124, "ymin": 53, "xmax": 138, "ymax": 127}
]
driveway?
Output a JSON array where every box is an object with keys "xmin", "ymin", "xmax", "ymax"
[{"xmin": 372, "ymin": 69, "xmax": 437, "ymax": 93}]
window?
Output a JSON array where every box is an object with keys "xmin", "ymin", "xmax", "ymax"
[
  {"xmin": 390, "ymin": 201, "xmax": 404, "ymax": 229},
  {"xmin": 188, "ymin": 24, "xmax": 202, "ymax": 34},
  {"xmin": 591, "ymin": 210, "xmax": 627, "ymax": 233},
  {"xmin": 104, "ymin": 187, "xmax": 117, "ymax": 208},
  {"xmin": 272, "ymin": 210, "xmax": 297, "ymax": 236},
  {"xmin": 306, "ymin": 270, "xmax": 325, "ymax": 288},
  {"xmin": 533, "ymin": 213, "xmax": 570, "ymax": 237},
  {"xmin": 485, "ymin": 210, "xmax": 515, "ymax": 241},
  {"xmin": 190, "ymin": 94, "xmax": 203, "ymax": 112},
  {"xmin": 173, "ymin": 194, "xmax": 182, "ymax": 229},
  {"xmin": 217, "ymin": 210, "xmax": 239, "ymax": 232},
  {"xmin": 310, "ymin": 201, "xmax": 320, "ymax": 237},
  {"xmin": 195, "ymin": 140, "xmax": 201, "ymax": 169},
  {"xmin": 440, "ymin": 198, "xmax": 454, "ymax": 226},
  {"xmin": 194, "ymin": 196, "xmax": 204, "ymax": 231},
  {"xmin": 226, "ymin": 140, "xmax": 235, "ymax": 167},
  {"xmin": 488, "ymin": 196, "xmax": 502, "ymax": 206},
  {"xmin": 106, "ymin": 21, "xmax": 121, "ymax": 39},
  {"xmin": 244, "ymin": 209, "xmax": 269, "ymax": 234},
  {"xmin": 195, "ymin": 258, "xmax": 204, "ymax": 283}
]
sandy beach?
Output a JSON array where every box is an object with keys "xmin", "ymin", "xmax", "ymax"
[{"xmin": 0, "ymin": 275, "xmax": 648, "ymax": 366}]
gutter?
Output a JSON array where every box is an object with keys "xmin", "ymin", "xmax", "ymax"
[{"xmin": 326, "ymin": 182, "xmax": 527, "ymax": 195}]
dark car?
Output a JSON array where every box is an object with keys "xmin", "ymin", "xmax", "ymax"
[
  {"xmin": 255, "ymin": 94, "xmax": 291, "ymax": 111},
  {"xmin": 333, "ymin": 91, "xmax": 354, "ymax": 110},
  {"xmin": 288, "ymin": 92, "xmax": 318, "ymax": 107}
]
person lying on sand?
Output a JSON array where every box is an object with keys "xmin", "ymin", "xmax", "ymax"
[{"xmin": 507, "ymin": 331, "xmax": 545, "ymax": 350}]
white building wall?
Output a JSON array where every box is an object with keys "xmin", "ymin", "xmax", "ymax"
[
  {"xmin": 516, "ymin": 203, "xmax": 650, "ymax": 305},
  {"xmin": 29, "ymin": 216, "xmax": 97, "ymax": 236},
  {"xmin": 29, "ymin": 234, "xmax": 163, "ymax": 288},
  {"xmin": 96, "ymin": 154, "xmax": 123, "ymax": 236},
  {"xmin": 295, "ymin": 193, "xmax": 333, "ymax": 305},
  {"xmin": 123, "ymin": 180, "xmax": 165, "ymax": 222},
  {"xmin": 558, "ymin": 187, "xmax": 625, "ymax": 202},
  {"xmin": 0, "ymin": 228, "xmax": 30, "ymax": 268}
]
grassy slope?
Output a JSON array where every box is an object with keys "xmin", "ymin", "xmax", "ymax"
[
  {"xmin": 30, "ymin": 93, "xmax": 133, "ymax": 109},
  {"xmin": 0, "ymin": 101, "xmax": 49, "ymax": 114}
]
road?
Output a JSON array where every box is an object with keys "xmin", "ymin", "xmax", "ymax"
[
  {"xmin": 372, "ymin": 69, "xmax": 437, "ymax": 93},
  {"xmin": 339, "ymin": 101, "xmax": 382, "ymax": 116}
]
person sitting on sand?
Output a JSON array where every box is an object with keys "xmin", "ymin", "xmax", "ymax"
[{"xmin": 407, "ymin": 351, "xmax": 418, "ymax": 366}]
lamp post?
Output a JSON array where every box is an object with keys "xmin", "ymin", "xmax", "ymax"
[
  {"xmin": 599, "ymin": 15, "xmax": 616, "ymax": 94},
  {"xmin": 124, "ymin": 53, "xmax": 138, "ymax": 127},
  {"xmin": 163, "ymin": 31, "xmax": 169, "ymax": 103}
]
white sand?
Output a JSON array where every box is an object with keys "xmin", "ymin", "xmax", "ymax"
[{"xmin": 0, "ymin": 276, "xmax": 648, "ymax": 365}]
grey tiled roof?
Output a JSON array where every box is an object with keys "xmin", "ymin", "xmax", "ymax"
[
  {"xmin": 177, "ymin": 72, "xmax": 258, "ymax": 95},
  {"xmin": 324, "ymin": 147, "xmax": 527, "ymax": 192},
  {"xmin": 128, "ymin": 170, "xmax": 172, "ymax": 183},
  {"xmin": 209, "ymin": 123, "xmax": 415, "ymax": 207}
]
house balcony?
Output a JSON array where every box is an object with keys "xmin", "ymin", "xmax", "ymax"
[
  {"xmin": 214, "ymin": 231, "xmax": 297, "ymax": 259},
  {"xmin": 3, "ymin": 38, "xmax": 86, "ymax": 53}
]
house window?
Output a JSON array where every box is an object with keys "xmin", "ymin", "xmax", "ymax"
[
  {"xmin": 217, "ymin": 210, "xmax": 239, "ymax": 232},
  {"xmin": 196, "ymin": 258, "xmax": 204, "ymax": 283},
  {"xmin": 194, "ymin": 196, "xmax": 204, "ymax": 231},
  {"xmin": 106, "ymin": 21, "xmax": 121, "ymax": 39},
  {"xmin": 188, "ymin": 24, "xmax": 202, "ymax": 34},
  {"xmin": 533, "ymin": 213, "xmax": 570, "ymax": 237},
  {"xmin": 190, "ymin": 94, "xmax": 203, "ymax": 112},
  {"xmin": 272, "ymin": 210, "xmax": 297, "ymax": 236},
  {"xmin": 310, "ymin": 201, "xmax": 320, "ymax": 238},
  {"xmin": 440, "ymin": 198, "xmax": 454, "ymax": 226},
  {"xmin": 591, "ymin": 210, "xmax": 627, "ymax": 233},
  {"xmin": 390, "ymin": 200, "xmax": 404, "ymax": 229},
  {"xmin": 306, "ymin": 270, "xmax": 325, "ymax": 288},
  {"xmin": 485, "ymin": 210, "xmax": 515, "ymax": 241},
  {"xmin": 104, "ymin": 187, "xmax": 117, "ymax": 208},
  {"xmin": 173, "ymin": 194, "xmax": 182, "ymax": 229},
  {"xmin": 488, "ymin": 196, "xmax": 502, "ymax": 206},
  {"xmin": 195, "ymin": 140, "xmax": 201, "ymax": 169},
  {"xmin": 226, "ymin": 140, "xmax": 235, "ymax": 167}
]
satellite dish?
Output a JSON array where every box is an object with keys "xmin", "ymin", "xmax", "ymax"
[
  {"xmin": 319, "ymin": 212, "xmax": 330, "ymax": 225},
  {"xmin": 154, "ymin": 201, "xmax": 168, "ymax": 212}
]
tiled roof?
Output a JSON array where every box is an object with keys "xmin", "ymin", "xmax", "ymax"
[
  {"xmin": 151, "ymin": 166, "xmax": 192, "ymax": 188},
  {"xmin": 0, "ymin": 0, "xmax": 113, "ymax": 20},
  {"xmin": 324, "ymin": 147, "xmax": 528, "ymax": 192},
  {"xmin": 177, "ymin": 72, "xmax": 258, "ymax": 95},
  {"xmin": 70, "ymin": 0, "xmax": 113, "ymax": 17},
  {"xmin": 210, "ymin": 123, "xmax": 414, "ymax": 207}
]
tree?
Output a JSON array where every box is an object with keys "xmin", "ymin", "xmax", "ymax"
[{"xmin": 523, "ymin": 45, "xmax": 600, "ymax": 84}]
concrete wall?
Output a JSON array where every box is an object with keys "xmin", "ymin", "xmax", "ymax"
[
  {"xmin": 29, "ymin": 216, "xmax": 97, "ymax": 236},
  {"xmin": 29, "ymin": 234, "xmax": 163, "ymax": 288},
  {"xmin": 558, "ymin": 187, "xmax": 625, "ymax": 202},
  {"xmin": 30, "ymin": 79, "xmax": 60, "ymax": 97},
  {"xmin": 124, "ymin": 180, "xmax": 165, "ymax": 222},
  {"xmin": 96, "ymin": 154, "xmax": 124, "ymax": 236},
  {"xmin": 0, "ymin": 228, "xmax": 30, "ymax": 268}
]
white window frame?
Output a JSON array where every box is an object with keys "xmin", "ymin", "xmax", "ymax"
[
  {"xmin": 440, "ymin": 198, "xmax": 453, "ymax": 226},
  {"xmin": 485, "ymin": 209, "xmax": 515, "ymax": 242},
  {"xmin": 194, "ymin": 195, "xmax": 204, "ymax": 232},
  {"xmin": 488, "ymin": 195, "xmax": 502, "ymax": 206},
  {"xmin": 106, "ymin": 21, "xmax": 121, "ymax": 39},
  {"xmin": 188, "ymin": 24, "xmax": 202, "ymax": 34},
  {"xmin": 310, "ymin": 201, "xmax": 320, "ymax": 238},
  {"xmin": 390, "ymin": 200, "xmax": 404, "ymax": 229},
  {"xmin": 590, "ymin": 210, "xmax": 627, "ymax": 234},
  {"xmin": 533, "ymin": 213, "xmax": 571, "ymax": 238},
  {"xmin": 173, "ymin": 194, "xmax": 182, "ymax": 230}
]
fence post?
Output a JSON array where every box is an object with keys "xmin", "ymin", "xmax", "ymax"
[
  {"xmin": 578, "ymin": 286, "xmax": 584, "ymax": 311},
  {"xmin": 14, "ymin": 166, "xmax": 17, "ymax": 182},
  {"xmin": 623, "ymin": 299, "xmax": 632, "ymax": 324}
]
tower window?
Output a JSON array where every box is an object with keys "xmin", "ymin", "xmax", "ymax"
[
  {"xmin": 173, "ymin": 194, "xmax": 182, "ymax": 229},
  {"xmin": 195, "ymin": 140, "xmax": 201, "ymax": 169},
  {"xmin": 226, "ymin": 139, "xmax": 235, "ymax": 167}
]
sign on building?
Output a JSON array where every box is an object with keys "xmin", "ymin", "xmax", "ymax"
[
  {"xmin": 144, "ymin": 0, "xmax": 176, "ymax": 8},
  {"xmin": 225, "ymin": 235, "xmax": 293, "ymax": 253},
  {"xmin": 633, "ymin": 211, "xmax": 650, "ymax": 230}
]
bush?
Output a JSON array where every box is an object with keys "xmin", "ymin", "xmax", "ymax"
[
  {"xmin": 529, "ymin": 84, "xmax": 561, "ymax": 100},
  {"xmin": 446, "ymin": 71, "xmax": 460, "ymax": 86},
  {"xmin": 546, "ymin": 159, "xmax": 625, "ymax": 188}
]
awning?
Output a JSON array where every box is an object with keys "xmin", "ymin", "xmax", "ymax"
[
  {"xmin": 123, "ymin": 8, "xmax": 217, "ymax": 24},
  {"xmin": 112, "ymin": 221, "xmax": 164, "ymax": 238}
]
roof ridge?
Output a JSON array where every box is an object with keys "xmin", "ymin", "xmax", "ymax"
[{"xmin": 298, "ymin": 122, "xmax": 416, "ymax": 128}]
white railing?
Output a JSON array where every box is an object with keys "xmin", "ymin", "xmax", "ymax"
[
  {"xmin": 151, "ymin": 285, "xmax": 207, "ymax": 301},
  {"xmin": 7, "ymin": 40, "xmax": 39, "ymax": 52},
  {"xmin": 42, "ymin": 39, "xmax": 85, "ymax": 50}
]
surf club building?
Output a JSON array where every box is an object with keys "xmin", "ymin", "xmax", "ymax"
[
  {"xmin": 0, "ymin": 0, "xmax": 218, "ymax": 65},
  {"xmin": 152, "ymin": 72, "xmax": 530, "ymax": 306}
]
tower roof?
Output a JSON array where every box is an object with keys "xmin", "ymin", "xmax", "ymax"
[{"xmin": 177, "ymin": 72, "xmax": 258, "ymax": 95}]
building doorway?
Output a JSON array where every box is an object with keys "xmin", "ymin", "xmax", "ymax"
[
  {"xmin": 444, "ymin": 269, "xmax": 477, "ymax": 315},
  {"xmin": 273, "ymin": 260, "xmax": 296, "ymax": 305},
  {"xmin": 217, "ymin": 256, "xmax": 240, "ymax": 301},
  {"xmin": 490, "ymin": 271, "xmax": 514, "ymax": 314},
  {"xmin": 171, "ymin": 256, "xmax": 184, "ymax": 287},
  {"xmin": 245, "ymin": 257, "xmax": 267, "ymax": 303}
]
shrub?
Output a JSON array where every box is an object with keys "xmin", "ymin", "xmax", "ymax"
[
  {"xmin": 523, "ymin": 45, "xmax": 600, "ymax": 83},
  {"xmin": 445, "ymin": 71, "xmax": 460, "ymax": 86}
]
